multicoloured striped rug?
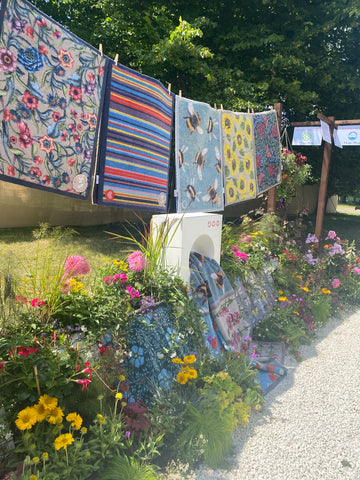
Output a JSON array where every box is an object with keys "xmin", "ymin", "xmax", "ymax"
[
  {"xmin": 0, "ymin": 0, "xmax": 107, "ymax": 198},
  {"xmin": 95, "ymin": 63, "xmax": 174, "ymax": 212},
  {"xmin": 175, "ymin": 96, "xmax": 224, "ymax": 213},
  {"xmin": 221, "ymin": 111, "xmax": 257, "ymax": 205},
  {"xmin": 253, "ymin": 110, "xmax": 282, "ymax": 195}
]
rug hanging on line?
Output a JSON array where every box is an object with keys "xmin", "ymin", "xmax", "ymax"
[
  {"xmin": 94, "ymin": 63, "xmax": 174, "ymax": 212},
  {"xmin": 221, "ymin": 111, "xmax": 257, "ymax": 205},
  {"xmin": 253, "ymin": 110, "xmax": 282, "ymax": 195},
  {"xmin": 0, "ymin": 0, "xmax": 108, "ymax": 198},
  {"xmin": 175, "ymin": 96, "xmax": 224, "ymax": 213}
]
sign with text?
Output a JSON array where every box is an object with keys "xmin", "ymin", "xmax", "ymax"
[
  {"xmin": 337, "ymin": 125, "xmax": 360, "ymax": 146},
  {"xmin": 292, "ymin": 127, "xmax": 322, "ymax": 146}
]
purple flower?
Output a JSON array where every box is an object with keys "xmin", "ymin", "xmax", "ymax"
[
  {"xmin": 305, "ymin": 251, "xmax": 318, "ymax": 265},
  {"xmin": 328, "ymin": 242, "xmax": 343, "ymax": 257},
  {"xmin": 9, "ymin": 17, "xmax": 27, "ymax": 33},
  {"xmin": 83, "ymin": 81, "xmax": 96, "ymax": 96},
  {"xmin": 305, "ymin": 233, "xmax": 319, "ymax": 244},
  {"xmin": 125, "ymin": 431, "xmax": 131, "ymax": 437}
]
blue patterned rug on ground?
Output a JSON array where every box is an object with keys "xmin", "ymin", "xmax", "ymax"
[{"xmin": 189, "ymin": 252, "xmax": 286, "ymax": 394}]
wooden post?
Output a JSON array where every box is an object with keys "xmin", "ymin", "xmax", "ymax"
[
  {"xmin": 267, "ymin": 102, "xmax": 283, "ymax": 213},
  {"xmin": 314, "ymin": 116, "xmax": 335, "ymax": 244}
]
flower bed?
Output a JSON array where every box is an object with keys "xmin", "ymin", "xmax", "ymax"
[{"xmin": 1, "ymin": 212, "xmax": 360, "ymax": 479}]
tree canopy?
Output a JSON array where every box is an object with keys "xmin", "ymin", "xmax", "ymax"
[{"xmin": 32, "ymin": 0, "xmax": 360, "ymax": 195}]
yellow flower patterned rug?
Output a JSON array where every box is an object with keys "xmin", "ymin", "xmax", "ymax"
[{"xmin": 220, "ymin": 111, "xmax": 257, "ymax": 205}]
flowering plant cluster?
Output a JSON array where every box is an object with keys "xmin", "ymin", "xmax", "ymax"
[
  {"xmin": 172, "ymin": 354, "xmax": 197, "ymax": 385},
  {"xmin": 276, "ymin": 148, "xmax": 312, "ymax": 203}
]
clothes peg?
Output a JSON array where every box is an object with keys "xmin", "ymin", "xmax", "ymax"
[
  {"xmin": 168, "ymin": 83, "xmax": 171, "ymax": 94},
  {"xmin": 179, "ymin": 90, "xmax": 182, "ymax": 98},
  {"xmin": 98, "ymin": 43, "xmax": 103, "ymax": 56},
  {"xmin": 114, "ymin": 53, "xmax": 119, "ymax": 65}
]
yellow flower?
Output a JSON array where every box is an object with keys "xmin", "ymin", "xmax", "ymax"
[
  {"xmin": 38, "ymin": 395, "xmax": 58, "ymax": 412},
  {"xmin": 119, "ymin": 374, "xmax": 126, "ymax": 381},
  {"xmin": 171, "ymin": 358, "xmax": 182, "ymax": 364},
  {"xmin": 15, "ymin": 406, "xmax": 37, "ymax": 431},
  {"xmin": 47, "ymin": 406, "xmax": 64, "ymax": 425},
  {"xmin": 244, "ymin": 117, "xmax": 252, "ymax": 141},
  {"xmin": 293, "ymin": 311, "xmax": 300, "ymax": 316},
  {"xmin": 32, "ymin": 457, "xmax": 40, "ymax": 464},
  {"xmin": 176, "ymin": 371, "xmax": 189, "ymax": 385},
  {"xmin": 30, "ymin": 475, "xmax": 38, "ymax": 480},
  {"xmin": 243, "ymin": 154, "xmax": 253, "ymax": 175},
  {"xmin": 322, "ymin": 288, "xmax": 331, "ymax": 294},
  {"xmin": 186, "ymin": 368, "xmax": 198, "ymax": 379},
  {"xmin": 97, "ymin": 414, "xmax": 105, "ymax": 423},
  {"xmin": 278, "ymin": 290, "xmax": 283, "ymax": 294},
  {"xmin": 278, "ymin": 296, "xmax": 289, "ymax": 302},
  {"xmin": 54, "ymin": 433, "xmax": 74, "ymax": 451},
  {"xmin": 238, "ymin": 175, "xmax": 247, "ymax": 194},
  {"xmin": 113, "ymin": 259, "xmax": 128, "ymax": 271},
  {"xmin": 301, "ymin": 286, "xmax": 309, "ymax": 292},
  {"xmin": 33, "ymin": 401, "xmax": 47, "ymax": 423},
  {"xmin": 81, "ymin": 427, "xmax": 88, "ymax": 435},
  {"xmin": 69, "ymin": 279, "xmax": 84, "ymax": 293},
  {"xmin": 222, "ymin": 113, "xmax": 233, "ymax": 134},
  {"xmin": 66, "ymin": 412, "xmax": 83, "ymax": 430},
  {"xmin": 226, "ymin": 180, "xmax": 237, "ymax": 202},
  {"xmin": 183, "ymin": 354, "xmax": 196, "ymax": 364},
  {"xmin": 115, "ymin": 392, "xmax": 123, "ymax": 400},
  {"xmin": 42, "ymin": 452, "xmax": 49, "ymax": 460},
  {"xmin": 235, "ymin": 131, "xmax": 244, "ymax": 151}
]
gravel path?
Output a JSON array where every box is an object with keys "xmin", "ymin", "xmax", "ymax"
[{"xmin": 195, "ymin": 310, "xmax": 360, "ymax": 480}]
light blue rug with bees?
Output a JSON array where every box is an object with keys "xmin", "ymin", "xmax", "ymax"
[{"xmin": 175, "ymin": 96, "xmax": 224, "ymax": 213}]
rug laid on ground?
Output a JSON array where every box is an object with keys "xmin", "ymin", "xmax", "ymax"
[
  {"xmin": 189, "ymin": 252, "xmax": 286, "ymax": 394},
  {"xmin": 0, "ymin": 0, "xmax": 108, "ymax": 198},
  {"xmin": 221, "ymin": 111, "xmax": 257, "ymax": 205},
  {"xmin": 253, "ymin": 110, "xmax": 282, "ymax": 195},
  {"xmin": 102, "ymin": 303, "xmax": 190, "ymax": 405},
  {"xmin": 175, "ymin": 96, "xmax": 224, "ymax": 213},
  {"xmin": 95, "ymin": 63, "xmax": 174, "ymax": 212}
]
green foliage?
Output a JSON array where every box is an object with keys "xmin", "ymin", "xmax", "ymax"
[{"xmin": 99, "ymin": 455, "xmax": 158, "ymax": 480}]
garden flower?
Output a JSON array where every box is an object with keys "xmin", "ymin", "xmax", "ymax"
[
  {"xmin": 186, "ymin": 368, "xmax": 198, "ymax": 379},
  {"xmin": 326, "ymin": 230, "xmax": 337, "ymax": 240},
  {"xmin": 126, "ymin": 286, "xmax": 140, "ymax": 299},
  {"xmin": 0, "ymin": 361, "xmax": 5, "ymax": 372},
  {"xmin": 63, "ymin": 255, "xmax": 90, "ymax": 277},
  {"xmin": 38, "ymin": 395, "xmax": 58, "ymax": 412},
  {"xmin": 66, "ymin": 412, "xmax": 83, "ymax": 430},
  {"xmin": 114, "ymin": 273, "xmax": 128, "ymax": 283},
  {"xmin": 305, "ymin": 233, "xmax": 319, "ymax": 244},
  {"xmin": 305, "ymin": 251, "xmax": 318, "ymax": 265},
  {"xmin": 47, "ymin": 406, "xmax": 64, "ymax": 424},
  {"xmin": 234, "ymin": 251, "xmax": 249, "ymax": 261},
  {"xmin": 127, "ymin": 250, "xmax": 147, "ymax": 272},
  {"xmin": 115, "ymin": 392, "xmax": 123, "ymax": 399},
  {"xmin": 30, "ymin": 298, "xmax": 45, "ymax": 308},
  {"xmin": 172, "ymin": 357, "xmax": 182, "ymax": 364},
  {"xmin": 54, "ymin": 433, "xmax": 74, "ymax": 451},
  {"xmin": 176, "ymin": 370, "xmax": 189, "ymax": 384},
  {"xmin": 183, "ymin": 354, "xmax": 196, "ymax": 364},
  {"xmin": 75, "ymin": 378, "xmax": 91, "ymax": 390},
  {"xmin": 15, "ymin": 406, "xmax": 38, "ymax": 430},
  {"xmin": 322, "ymin": 288, "xmax": 331, "ymax": 294},
  {"xmin": 353, "ymin": 266, "xmax": 360, "ymax": 274},
  {"xmin": 329, "ymin": 243, "xmax": 344, "ymax": 257},
  {"xmin": 33, "ymin": 401, "xmax": 48, "ymax": 422},
  {"xmin": 239, "ymin": 233, "xmax": 252, "ymax": 243},
  {"xmin": 332, "ymin": 278, "xmax": 341, "ymax": 289},
  {"xmin": 17, "ymin": 346, "xmax": 38, "ymax": 356}
]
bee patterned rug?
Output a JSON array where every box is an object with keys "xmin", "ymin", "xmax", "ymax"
[
  {"xmin": 0, "ymin": 0, "xmax": 108, "ymax": 198},
  {"xmin": 95, "ymin": 62, "xmax": 174, "ymax": 212},
  {"xmin": 221, "ymin": 111, "xmax": 257, "ymax": 205},
  {"xmin": 175, "ymin": 96, "xmax": 224, "ymax": 213}
]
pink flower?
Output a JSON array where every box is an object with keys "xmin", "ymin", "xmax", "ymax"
[
  {"xmin": 30, "ymin": 298, "xmax": 45, "ymax": 308},
  {"xmin": 127, "ymin": 250, "xmax": 147, "ymax": 272},
  {"xmin": 239, "ymin": 234, "xmax": 252, "ymax": 244},
  {"xmin": 18, "ymin": 347, "xmax": 38, "ymax": 356},
  {"xmin": 114, "ymin": 273, "xmax": 128, "ymax": 283},
  {"xmin": 230, "ymin": 245, "xmax": 239, "ymax": 253},
  {"xmin": 63, "ymin": 256, "xmax": 90, "ymax": 277},
  {"xmin": 126, "ymin": 286, "xmax": 140, "ymax": 299},
  {"xmin": 102, "ymin": 276, "xmax": 115, "ymax": 285},
  {"xmin": 76, "ymin": 378, "xmax": 91, "ymax": 390},
  {"xmin": 332, "ymin": 278, "xmax": 341, "ymax": 289},
  {"xmin": 0, "ymin": 361, "xmax": 5, "ymax": 372},
  {"xmin": 326, "ymin": 230, "xmax": 337, "ymax": 240},
  {"xmin": 353, "ymin": 267, "xmax": 360, "ymax": 275},
  {"xmin": 234, "ymin": 251, "xmax": 248, "ymax": 261}
]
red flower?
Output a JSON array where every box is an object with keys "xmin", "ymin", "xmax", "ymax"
[
  {"xmin": 7, "ymin": 165, "xmax": 15, "ymax": 176},
  {"xmin": 18, "ymin": 346, "xmax": 38, "ymax": 357},
  {"xmin": 272, "ymin": 124, "xmax": 279, "ymax": 138},
  {"xmin": 88, "ymin": 72, "xmax": 95, "ymax": 82},
  {"xmin": 53, "ymin": 30, "xmax": 61, "ymax": 39},
  {"xmin": 34, "ymin": 155, "xmax": 43, "ymax": 165},
  {"xmin": 98, "ymin": 65, "xmax": 104, "ymax": 76},
  {"xmin": 36, "ymin": 17, "xmax": 47, "ymax": 27},
  {"xmin": 42, "ymin": 175, "xmax": 50, "ymax": 185},
  {"xmin": 58, "ymin": 49, "xmax": 74, "ymax": 68},
  {"xmin": 30, "ymin": 298, "xmax": 45, "ymax": 308},
  {"xmin": 76, "ymin": 378, "xmax": 91, "ymax": 390},
  {"xmin": 52, "ymin": 111, "xmax": 61, "ymax": 122},
  {"xmin": 69, "ymin": 85, "xmax": 82, "ymax": 101},
  {"xmin": 268, "ymin": 164, "xmax": 275, "ymax": 176},
  {"xmin": 0, "ymin": 361, "xmax": 5, "ymax": 372},
  {"xmin": 68, "ymin": 157, "xmax": 76, "ymax": 167},
  {"xmin": 10, "ymin": 136, "xmax": 17, "ymax": 144},
  {"xmin": 3, "ymin": 109, "xmax": 10, "ymax": 121},
  {"xmin": 26, "ymin": 26, "xmax": 34, "ymax": 38},
  {"xmin": 77, "ymin": 123, "xmax": 83, "ymax": 132}
]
